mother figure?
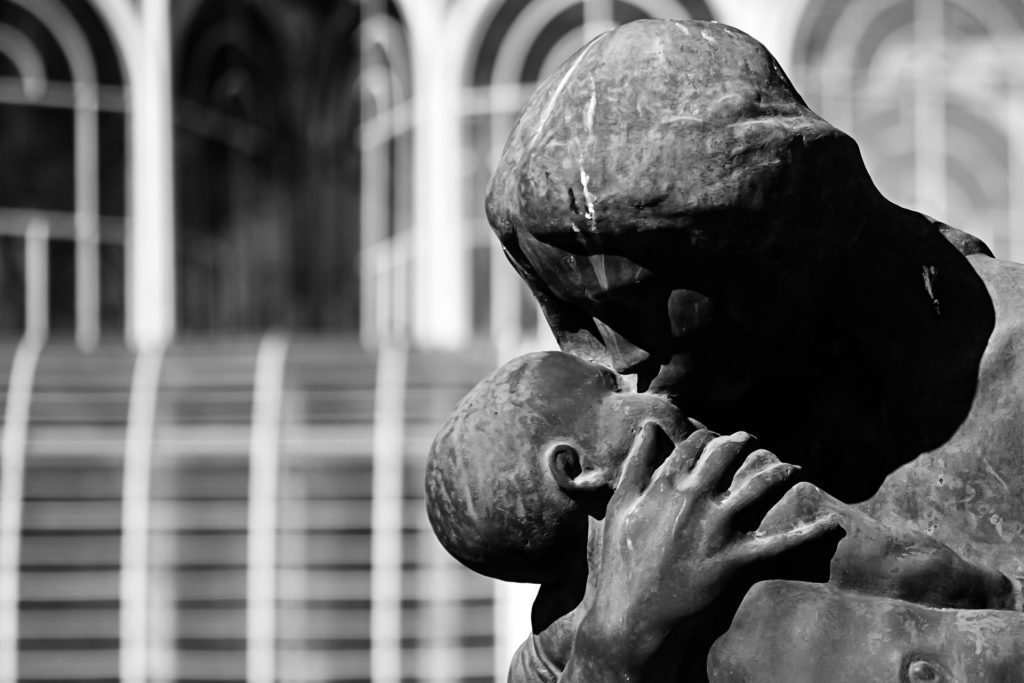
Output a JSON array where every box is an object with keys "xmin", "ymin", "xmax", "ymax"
[{"xmin": 444, "ymin": 18, "xmax": 1024, "ymax": 682}]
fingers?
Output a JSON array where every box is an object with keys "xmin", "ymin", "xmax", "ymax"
[
  {"xmin": 614, "ymin": 421, "xmax": 666, "ymax": 497},
  {"xmin": 687, "ymin": 417, "xmax": 708, "ymax": 431},
  {"xmin": 746, "ymin": 513, "xmax": 845, "ymax": 563},
  {"xmin": 724, "ymin": 451, "xmax": 800, "ymax": 516},
  {"xmin": 758, "ymin": 481, "xmax": 836, "ymax": 534},
  {"xmin": 730, "ymin": 449, "xmax": 782, "ymax": 487},
  {"xmin": 686, "ymin": 431, "xmax": 758, "ymax": 493},
  {"xmin": 654, "ymin": 428, "xmax": 717, "ymax": 483}
]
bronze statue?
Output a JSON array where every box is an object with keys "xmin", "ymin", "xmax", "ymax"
[{"xmin": 429, "ymin": 18, "xmax": 1024, "ymax": 680}]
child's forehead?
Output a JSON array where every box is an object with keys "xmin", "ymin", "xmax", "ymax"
[{"xmin": 514, "ymin": 352, "xmax": 617, "ymax": 395}]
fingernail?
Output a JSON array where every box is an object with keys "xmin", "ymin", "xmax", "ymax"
[{"xmin": 727, "ymin": 431, "xmax": 754, "ymax": 442}]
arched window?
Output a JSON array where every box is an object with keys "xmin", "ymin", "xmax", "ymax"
[
  {"xmin": 792, "ymin": 0, "xmax": 1024, "ymax": 259},
  {"xmin": 0, "ymin": 0, "xmax": 127, "ymax": 347},
  {"xmin": 460, "ymin": 0, "xmax": 715, "ymax": 356},
  {"xmin": 174, "ymin": 1, "xmax": 364, "ymax": 333},
  {"xmin": 358, "ymin": 0, "xmax": 413, "ymax": 347}
]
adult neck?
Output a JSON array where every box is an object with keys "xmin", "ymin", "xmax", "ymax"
[
  {"xmin": 834, "ymin": 200, "xmax": 992, "ymax": 398},
  {"xmin": 717, "ymin": 201, "xmax": 995, "ymax": 501}
]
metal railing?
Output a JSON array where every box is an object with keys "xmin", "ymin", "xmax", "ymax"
[
  {"xmin": 0, "ymin": 339, "xmax": 499, "ymax": 682},
  {"xmin": 0, "ymin": 208, "xmax": 126, "ymax": 346}
]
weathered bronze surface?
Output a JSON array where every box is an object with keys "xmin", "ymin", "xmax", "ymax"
[{"xmin": 428, "ymin": 17, "xmax": 1024, "ymax": 681}]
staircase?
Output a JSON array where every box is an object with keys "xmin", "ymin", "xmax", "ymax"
[{"xmin": 1, "ymin": 338, "xmax": 499, "ymax": 683}]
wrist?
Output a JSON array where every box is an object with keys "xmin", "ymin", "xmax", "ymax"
[
  {"xmin": 570, "ymin": 607, "xmax": 666, "ymax": 675},
  {"xmin": 563, "ymin": 627, "xmax": 643, "ymax": 682}
]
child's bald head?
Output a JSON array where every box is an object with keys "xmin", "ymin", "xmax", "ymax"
[{"xmin": 426, "ymin": 351, "xmax": 690, "ymax": 583}]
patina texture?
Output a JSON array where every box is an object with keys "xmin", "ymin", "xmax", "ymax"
[
  {"xmin": 428, "ymin": 17, "xmax": 1024, "ymax": 682},
  {"xmin": 709, "ymin": 581, "xmax": 1024, "ymax": 682},
  {"xmin": 426, "ymin": 353, "xmax": 592, "ymax": 584},
  {"xmin": 486, "ymin": 19, "xmax": 869, "ymax": 374}
]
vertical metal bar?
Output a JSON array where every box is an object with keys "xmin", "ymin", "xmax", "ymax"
[
  {"xmin": 25, "ymin": 218, "xmax": 50, "ymax": 341},
  {"xmin": 394, "ymin": 130, "xmax": 413, "ymax": 344},
  {"xmin": 410, "ymin": 5, "xmax": 470, "ymax": 348},
  {"xmin": 129, "ymin": 0, "xmax": 176, "ymax": 349},
  {"xmin": 392, "ymin": 233, "xmax": 409, "ymax": 342},
  {"xmin": 119, "ymin": 344, "xmax": 166, "ymax": 683},
  {"xmin": 361, "ymin": 248, "xmax": 379, "ymax": 349},
  {"xmin": 377, "ymin": 246, "xmax": 392, "ymax": 346},
  {"xmin": 359, "ymin": 0, "xmax": 387, "ymax": 349},
  {"xmin": 277, "ymin": 471, "xmax": 308, "ymax": 682},
  {"xmin": 0, "ymin": 338, "xmax": 43, "ymax": 683},
  {"xmin": 75, "ymin": 95, "xmax": 102, "ymax": 350},
  {"xmin": 370, "ymin": 343, "xmax": 407, "ymax": 683},
  {"xmin": 362, "ymin": 93, "xmax": 390, "ymax": 348},
  {"xmin": 246, "ymin": 333, "xmax": 289, "ymax": 683},
  {"xmin": 147, "ymin": 561, "xmax": 178, "ymax": 682}
]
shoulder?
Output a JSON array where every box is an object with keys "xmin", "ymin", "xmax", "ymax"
[
  {"xmin": 939, "ymin": 225, "xmax": 994, "ymax": 257},
  {"xmin": 971, "ymin": 255, "xmax": 1024, "ymax": 334},
  {"xmin": 923, "ymin": 213, "xmax": 994, "ymax": 257},
  {"xmin": 708, "ymin": 581, "xmax": 1024, "ymax": 682}
]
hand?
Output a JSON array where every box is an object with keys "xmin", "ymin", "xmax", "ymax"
[
  {"xmin": 576, "ymin": 425, "xmax": 842, "ymax": 672},
  {"xmin": 760, "ymin": 482, "xmax": 1016, "ymax": 610}
]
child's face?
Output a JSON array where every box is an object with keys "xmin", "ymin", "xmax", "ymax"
[
  {"xmin": 529, "ymin": 353, "xmax": 694, "ymax": 475},
  {"xmin": 425, "ymin": 350, "xmax": 695, "ymax": 583}
]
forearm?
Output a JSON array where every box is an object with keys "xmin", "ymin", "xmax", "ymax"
[
  {"xmin": 711, "ymin": 580, "xmax": 1024, "ymax": 681},
  {"xmin": 559, "ymin": 614, "xmax": 664, "ymax": 683},
  {"xmin": 507, "ymin": 602, "xmax": 685, "ymax": 682},
  {"xmin": 506, "ymin": 614, "xmax": 664, "ymax": 682},
  {"xmin": 763, "ymin": 482, "xmax": 1018, "ymax": 610}
]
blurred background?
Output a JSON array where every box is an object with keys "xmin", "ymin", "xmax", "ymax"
[{"xmin": 0, "ymin": 0, "xmax": 1022, "ymax": 681}]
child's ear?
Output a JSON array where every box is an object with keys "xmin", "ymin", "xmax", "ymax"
[{"xmin": 547, "ymin": 443, "xmax": 613, "ymax": 519}]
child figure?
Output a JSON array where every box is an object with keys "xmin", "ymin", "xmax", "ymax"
[
  {"xmin": 426, "ymin": 351, "xmax": 1020, "ymax": 681},
  {"xmin": 426, "ymin": 349, "xmax": 695, "ymax": 586}
]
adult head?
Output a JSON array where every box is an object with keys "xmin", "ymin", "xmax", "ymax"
[
  {"xmin": 425, "ymin": 351, "xmax": 693, "ymax": 583},
  {"xmin": 486, "ymin": 19, "xmax": 884, "ymax": 406}
]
